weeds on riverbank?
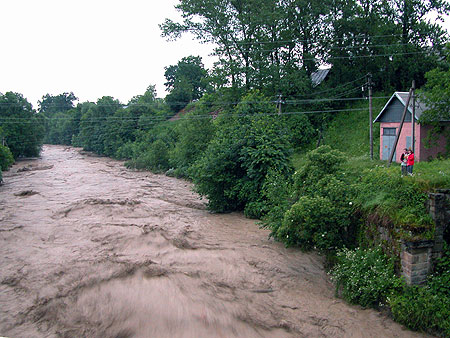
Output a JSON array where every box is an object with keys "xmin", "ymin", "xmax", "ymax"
[
  {"xmin": 330, "ymin": 245, "xmax": 450, "ymax": 337},
  {"xmin": 265, "ymin": 145, "xmax": 449, "ymax": 336}
]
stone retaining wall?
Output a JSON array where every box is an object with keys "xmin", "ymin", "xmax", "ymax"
[{"xmin": 400, "ymin": 190, "xmax": 449, "ymax": 285}]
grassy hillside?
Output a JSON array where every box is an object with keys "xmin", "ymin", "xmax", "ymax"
[
  {"xmin": 321, "ymin": 96, "xmax": 385, "ymax": 158},
  {"xmin": 292, "ymin": 95, "xmax": 386, "ymax": 170},
  {"xmin": 292, "ymin": 94, "xmax": 450, "ymax": 189}
]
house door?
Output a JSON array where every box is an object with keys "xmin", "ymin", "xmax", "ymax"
[
  {"xmin": 406, "ymin": 136, "xmax": 411, "ymax": 150},
  {"xmin": 382, "ymin": 128, "xmax": 396, "ymax": 160}
]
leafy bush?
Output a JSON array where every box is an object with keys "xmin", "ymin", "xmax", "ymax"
[
  {"xmin": 389, "ymin": 283, "xmax": 450, "ymax": 336},
  {"xmin": 277, "ymin": 195, "xmax": 349, "ymax": 250},
  {"xmin": 266, "ymin": 146, "xmax": 358, "ymax": 250},
  {"xmin": 127, "ymin": 139, "xmax": 170, "ymax": 173},
  {"xmin": 282, "ymin": 113, "xmax": 315, "ymax": 149},
  {"xmin": 0, "ymin": 144, "xmax": 14, "ymax": 170},
  {"xmin": 1, "ymin": 92, "xmax": 45, "ymax": 158},
  {"xmin": 293, "ymin": 145, "xmax": 346, "ymax": 195},
  {"xmin": 330, "ymin": 247, "xmax": 403, "ymax": 308},
  {"xmin": 261, "ymin": 169, "xmax": 294, "ymax": 234},
  {"xmin": 191, "ymin": 91, "xmax": 293, "ymax": 214},
  {"xmin": 169, "ymin": 103, "xmax": 215, "ymax": 178},
  {"xmin": 115, "ymin": 142, "xmax": 136, "ymax": 160},
  {"xmin": 388, "ymin": 242, "xmax": 450, "ymax": 336}
]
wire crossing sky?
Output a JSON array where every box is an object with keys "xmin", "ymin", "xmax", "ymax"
[{"xmin": 1, "ymin": 0, "xmax": 449, "ymax": 109}]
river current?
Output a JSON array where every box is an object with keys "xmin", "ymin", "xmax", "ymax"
[{"xmin": 0, "ymin": 145, "xmax": 429, "ymax": 337}]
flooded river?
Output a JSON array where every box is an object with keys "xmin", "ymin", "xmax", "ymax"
[{"xmin": 0, "ymin": 145, "xmax": 429, "ymax": 338}]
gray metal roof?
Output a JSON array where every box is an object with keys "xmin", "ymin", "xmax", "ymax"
[
  {"xmin": 311, "ymin": 68, "xmax": 330, "ymax": 87},
  {"xmin": 373, "ymin": 92, "xmax": 429, "ymax": 123}
]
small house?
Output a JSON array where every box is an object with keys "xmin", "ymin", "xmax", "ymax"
[
  {"xmin": 311, "ymin": 68, "xmax": 331, "ymax": 87},
  {"xmin": 374, "ymin": 92, "xmax": 449, "ymax": 162}
]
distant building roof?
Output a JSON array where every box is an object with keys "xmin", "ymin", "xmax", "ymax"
[
  {"xmin": 311, "ymin": 68, "xmax": 330, "ymax": 87},
  {"xmin": 373, "ymin": 91, "xmax": 429, "ymax": 123}
]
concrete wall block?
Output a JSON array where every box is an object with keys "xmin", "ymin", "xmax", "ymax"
[
  {"xmin": 401, "ymin": 252, "xmax": 412, "ymax": 265},
  {"xmin": 410, "ymin": 275, "xmax": 427, "ymax": 285},
  {"xmin": 402, "ymin": 266, "xmax": 411, "ymax": 275},
  {"xmin": 411, "ymin": 253, "xmax": 429, "ymax": 264},
  {"xmin": 410, "ymin": 265, "xmax": 429, "ymax": 277}
]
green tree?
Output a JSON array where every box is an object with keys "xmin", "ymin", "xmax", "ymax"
[
  {"xmin": 191, "ymin": 91, "xmax": 293, "ymax": 217},
  {"xmin": 161, "ymin": 0, "xmax": 281, "ymax": 90},
  {"xmin": 38, "ymin": 92, "xmax": 78, "ymax": 114},
  {"xmin": 162, "ymin": 0, "xmax": 449, "ymax": 96},
  {"xmin": 164, "ymin": 56, "xmax": 208, "ymax": 112},
  {"xmin": 0, "ymin": 145, "xmax": 14, "ymax": 171},
  {"xmin": 77, "ymin": 97, "xmax": 122, "ymax": 154},
  {"xmin": 170, "ymin": 96, "xmax": 217, "ymax": 177},
  {"xmin": 0, "ymin": 127, "xmax": 14, "ymax": 170},
  {"xmin": 419, "ymin": 47, "xmax": 450, "ymax": 123},
  {"xmin": 0, "ymin": 92, "xmax": 44, "ymax": 158},
  {"xmin": 326, "ymin": 0, "xmax": 449, "ymax": 91},
  {"xmin": 103, "ymin": 109, "xmax": 139, "ymax": 158}
]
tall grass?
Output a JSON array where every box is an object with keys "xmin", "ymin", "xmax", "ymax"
[
  {"xmin": 293, "ymin": 94, "xmax": 449, "ymax": 191},
  {"xmin": 322, "ymin": 96, "xmax": 385, "ymax": 158}
]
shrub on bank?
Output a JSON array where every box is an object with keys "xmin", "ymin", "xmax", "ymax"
[
  {"xmin": 0, "ymin": 144, "xmax": 14, "ymax": 171},
  {"xmin": 330, "ymin": 247, "xmax": 403, "ymax": 308},
  {"xmin": 331, "ymin": 244, "xmax": 450, "ymax": 337},
  {"xmin": 389, "ymin": 281, "xmax": 450, "ymax": 336},
  {"xmin": 191, "ymin": 91, "xmax": 293, "ymax": 215},
  {"xmin": 390, "ymin": 242, "xmax": 450, "ymax": 336},
  {"xmin": 263, "ymin": 146, "xmax": 359, "ymax": 251}
]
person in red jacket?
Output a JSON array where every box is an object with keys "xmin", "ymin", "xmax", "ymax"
[{"xmin": 406, "ymin": 148, "xmax": 414, "ymax": 175}]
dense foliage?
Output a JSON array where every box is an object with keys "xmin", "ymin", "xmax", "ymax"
[
  {"xmin": 161, "ymin": 0, "xmax": 449, "ymax": 95},
  {"xmin": 191, "ymin": 91, "xmax": 293, "ymax": 217},
  {"xmin": 330, "ymin": 244, "xmax": 450, "ymax": 337},
  {"xmin": 263, "ymin": 146, "xmax": 359, "ymax": 251},
  {"xmin": 0, "ymin": 92, "xmax": 44, "ymax": 159},
  {"xmin": 0, "ymin": 144, "xmax": 14, "ymax": 171},
  {"xmin": 164, "ymin": 56, "xmax": 209, "ymax": 112},
  {"xmin": 4, "ymin": 1, "xmax": 448, "ymax": 334},
  {"xmin": 419, "ymin": 46, "xmax": 450, "ymax": 124},
  {"xmin": 330, "ymin": 247, "xmax": 403, "ymax": 307}
]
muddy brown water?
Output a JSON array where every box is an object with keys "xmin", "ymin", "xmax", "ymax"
[{"xmin": 0, "ymin": 145, "xmax": 430, "ymax": 338}]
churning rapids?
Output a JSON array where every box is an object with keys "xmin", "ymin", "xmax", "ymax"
[{"xmin": 0, "ymin": 145, "xmax": 429, "ymax": 338}]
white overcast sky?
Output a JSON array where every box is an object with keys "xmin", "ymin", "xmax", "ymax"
[
  {"xmin": 0, "ymin": 0, "xmax": 216, "ymax": 108},
  {"xmin": 1, "ymin": 0, "xmax": 449, "ymax": 109}
]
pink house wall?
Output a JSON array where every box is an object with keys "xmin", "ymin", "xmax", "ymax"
[
  {"xmin": 419, "ymin": 123, "xmax": 450, "ymax": 161},
  {"xmin": 379, "ymin": 122, "xmax": 449, "ymax": 162}
]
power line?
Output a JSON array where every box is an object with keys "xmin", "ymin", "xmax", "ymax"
[
  {"xmin": 0, "ymin": 95, "xmax": 390, "ymax": 123},
  {"xmin": 227, "ymin": 42, "xmax": 433, "ymax": 54},
  {"xmin": 2, "ymin": 107, "xmax": 382, "ymax": 127},
  {"xmin": 249, "ymin": 50, "xmax": 436, "ymax": 64},
  {"xmin": 187, "ymin": 31, "xmax": 409, "ymax": 46}
]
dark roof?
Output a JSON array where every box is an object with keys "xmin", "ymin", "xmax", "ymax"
[
  {"xmin": 373, "ymin": 92, "xmax": 429, "ymax": 123},
  {"xmin": 311, "ymin": 68, "xmax": 330, "ymax": 87}
]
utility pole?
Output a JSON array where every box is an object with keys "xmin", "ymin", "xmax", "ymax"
[
  {"xmin": 412, "ymin": 80, "xmax": 416, "ymax": 153},
  {"xmin": 277, "ymin": 94, "xmax": 283, "ymax": 115},
  {"xmin": 368, "ymin": 74, "xmax": 373, "ymax": 160}
]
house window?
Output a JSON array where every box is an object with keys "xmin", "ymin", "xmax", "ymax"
[{"xmin": 383, "ymin": 128, "xmax": 396, "ymax": 136}]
